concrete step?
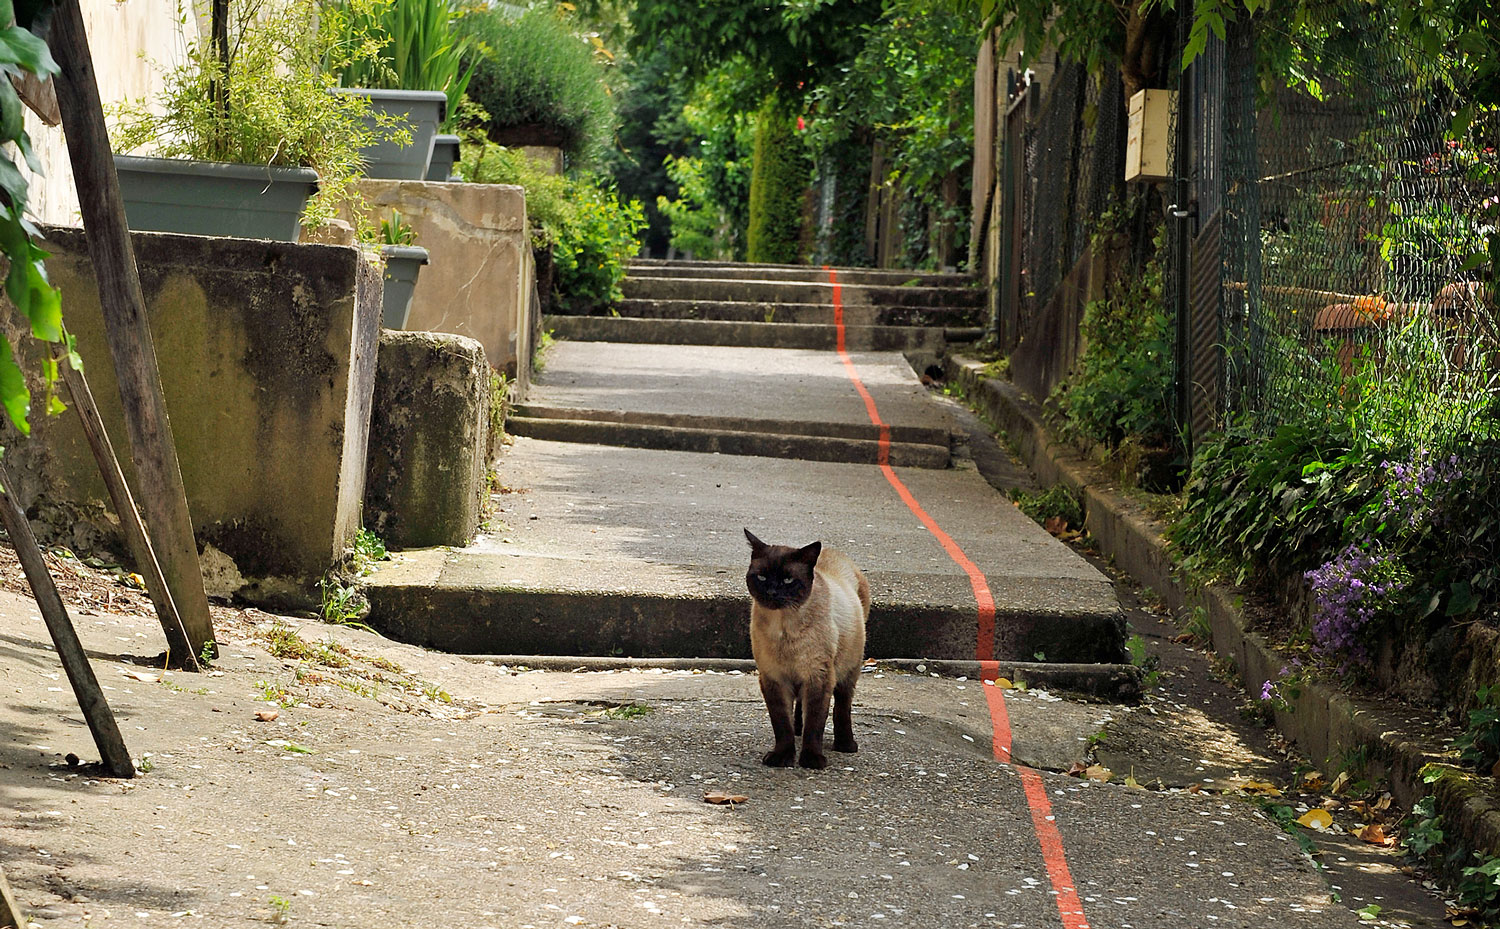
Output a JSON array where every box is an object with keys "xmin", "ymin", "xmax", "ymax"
[
  {"xmin": 507, "ymin": 410, "xmax": 951, "ymax": 468},
  {"xmin": 627, "ymin": 260, "xmax": 974, "ymax": 288},
  {"xmin": 545, "ymin": 315, "xmax": 956, "ymax": 352},
  {"xmin": 362, "ymin": 440, "xmax": 1126, "ymax": 664},
  {"xmin": 588, "ymin": 298, "xmax": 985, "ymax": 329},
  {"xmin": 621, "ymin": 275, "xmax": 984, "ymax": 309},
  {"xmin": 512, "ymin": 404, "xmax": 953, "ymax": 447}
]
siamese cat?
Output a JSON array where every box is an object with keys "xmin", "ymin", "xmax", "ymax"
[{"xmin": 743, "ymin": 528, "xmax": 870, "ymax": 769}]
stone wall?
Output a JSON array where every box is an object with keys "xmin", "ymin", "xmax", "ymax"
[
  {"xmin": 1, "ymin": 228, "xmax": 381, "ymax": 606},
  {"xmin": 365, "ymin": 331, "xmax": 491, "ymax": 549},
  {"xmin": 354, "ymin": 180, "xmax": 536, "ymax": 393}
]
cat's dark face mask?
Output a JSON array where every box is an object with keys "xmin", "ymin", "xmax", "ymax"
[{"xmin": 743, "ymin": 529, "xmax": 820, "ymax": 610}]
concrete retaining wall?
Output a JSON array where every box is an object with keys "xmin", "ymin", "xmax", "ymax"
[
  {"xmin": 354, "ymin": 180, "xmax": 536, "ymax": 393},
  {"xmin": 365, "ymin": 331, "xmax": 491, "ymax": 549},
  {"xmin": 2, "ymin": 228, "xmax": 381, "ymax": 606}
]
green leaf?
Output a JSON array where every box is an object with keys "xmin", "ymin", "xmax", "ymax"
[
  {"xmin": 0, "ymin": 149, "xmax": 26, "ymax": 211},
  {"xmin": 0, "ymin": 336, "xmax": 29, "ymax": 434},
  {"xmin": 0, "ymin": 71, "xmax": 21, "ymax": 143},
  {"xmin": 1447, "ymin": 581, "xmax": 1479, "ymax": 617},
  {"xmin": 0, "ymin": 24, "xmax": 59, "ymax": 77}
]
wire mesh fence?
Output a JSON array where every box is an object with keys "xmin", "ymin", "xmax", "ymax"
[{"xmin": 1210, "ymin": 9, "xmax": 1498, "ymax": 453}]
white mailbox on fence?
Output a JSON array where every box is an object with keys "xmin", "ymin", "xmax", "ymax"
[{"xmin": 1126, "ymin": 89, "xmax": 1176, "ymax": 183}]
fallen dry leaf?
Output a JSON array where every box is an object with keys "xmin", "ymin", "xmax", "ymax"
[
  {"xmin": 1354, "ymin": 823, "xmax": 1393, "ymax": 846},
  {"xmin": 123, "ymin": 669, "xmax": 159, "ymax": 683},
  {"xmin": 1083, "ymin": 764, "xmax": 1113, "ymax": 783},
  {"xmin": 1372, "ymin": 793, "xmax": 1393, "ymax": 814},
  {"xmin": 703, "ymin": 791, "xmax": 748, "ymax": 806},
  {"xmin": 1330, "ymin": 771, "xmax": 1351, "ymax": 795},
  {"xmin": 1238, "ymin": 779, "xmax": 1282, "ymax": 796},
  {"xmin": 1124, "ymin": 771, "xmax": 1144, "ymax": 789},
  {"xmin": 254, "ymin": 709, "xmax": 280, "ymax": 723},
  {"xmin": 1187, "ymin": 783, "xmax": 1203, "ymax": 794},
  {"xmin": 993, "ymin": 677, "xmax": 1015, "ymax": 690},
  {"xmin": 1300, "ymin": 771, "xmax": 1327, "ymax": 791},
  {"xmin": 1296, "ymin": 808, "xmax": 1333, "ymax": 831},
  {"xmin": 1067, "ymin": 761, "xmax": 1088, "ymax": 777},
  {"xmin": 1043, "ymin": 516, "xmax": 1068, "ymax": 536}
]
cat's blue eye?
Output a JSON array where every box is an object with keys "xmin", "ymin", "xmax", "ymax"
[{"xmin": 755, "ymin": 574, "xmax": 766, "ymax": 582}]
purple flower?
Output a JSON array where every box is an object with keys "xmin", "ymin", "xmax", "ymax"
[{"xmin": 1305, "ymin": 542, "xmax": 1407, "ymax": 665}]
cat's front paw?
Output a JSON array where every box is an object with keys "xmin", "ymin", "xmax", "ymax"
[
  {"xmin": 762, "ymin": 747, "xmax": 796, "ymax": 767},
  {"xmin": 798, "ymin": 749, "xmax": 828, "ymax": 769}
]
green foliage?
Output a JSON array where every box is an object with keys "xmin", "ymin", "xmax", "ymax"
[
  {"xmin": 0, "ymin": 14, "xmax": 70, "ymax": 438},
  {"xmin": 805, "ymin": 0, "xmax": 978, "ymax": 267},
  {"xmin": 457, "ymin": 142, "xmax": 644, "ymax": 310},
  {"xmin": 379, "ymin": 211, "xmax": 416, "ymax": 245},
  {"xmin": 1053, "ymin": 220, "xmax": 1174, "ymax": 450},
  {"xmin": 1125, "ymin": 633, "xmax": 1161, "ymax": 687},
  {"xmin": 627, "ymin": 0, "xmax": 879, "ymax": 107},
  {"xmin": 746, "ymin": 96, "xmax": 811, "ymax": 264},
  {"xmin": 1457, "ymin": 685, "xmax": 1500, "ymax": 773},
  {"xmin": 1402, "ymin": 795, "xmax": 1445, "ymax": 857},
  {"xmin": 328, "ymin": 0, "xmax": 475, "ymax": 128},
  {"xmin": 1008, "ymin": 484, "xmax": 1084, "ymax": 529},
  {"xmin": 459, "ymin": 6, "xmax": 616, "ymax": 168},
  {"xmin": 352, "ymin": 528, "xmax": 388, "ymax": 570},
  {"xmin": 1461, "ymin": 853, "xmax": 1500, "ymax": 918},
  {"xmin": 110, "ymin": 0, "xmax": 398, "ymax": 228},
  {"xmin": 652, "ymin": 68, "xmax": 756, "ymax": 260}
]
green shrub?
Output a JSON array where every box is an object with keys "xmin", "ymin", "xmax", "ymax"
[
  {"xmin": 456, "ymin": 143, "xmax": 644, "ymax": 311},
  {"xmin": 458, "ymin": 6, "xmax": 615, "ymax": 168},
  {"xmin": 111, "ymin": 0, "xmax": 395, "ymax": 227},
  {"xmin": 1053, "ymin": 222, "xmax": 1174, "ymax": 450},
  {"xmin": 746, "ymin": 96, "xmax": 812, "ymax": 264}
]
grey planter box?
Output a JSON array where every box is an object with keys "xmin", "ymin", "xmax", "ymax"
[
  {"xmin": 379, "ymin": 244, "xmax": 430, "ymax": 329},
  {"xmin": 335, "ymin": 88, "xmax": 448, "ymax": 180},
  {"xmin": 426, "ymin": 134, "xmax": 461, "ymax": 182},
  {"xmin": 113, "ymin": 154, "xmax": 319, "ymax": 241}
]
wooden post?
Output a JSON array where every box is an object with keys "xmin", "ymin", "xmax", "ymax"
[
  {"xmin": 57, "ymin": 352, "xmax": 200, "ymax": 671},
  {"xmin": 0, "ymin": 462, "xmax": 134, "ymax": 778},
  {"xmin": 0, "ymin": 862, "xmax": 23, "ymax": 929},
  {"xmin": 47, "ymin": 0, "xmax": 217, "ymax": 659}
]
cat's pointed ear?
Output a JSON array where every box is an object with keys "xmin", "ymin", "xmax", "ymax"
[
  {"xmin": 744, "ymin": 528, "xmax": 767, "ymax": 552},
  {"xmin": 794, "ymin": 540, "xmax": 822, "ymax": 566}
]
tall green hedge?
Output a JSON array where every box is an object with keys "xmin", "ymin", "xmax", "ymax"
[{"xmin": 746, "ymin": 96, "xmax": 812, "ymax": 264}]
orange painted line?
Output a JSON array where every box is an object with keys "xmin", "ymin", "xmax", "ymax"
[
  {"xmin": 825, "ymin": 267, "xmax": 995, "ymax": 656},
  {"xmin": 826, "ymin": 266, "xmax": 1090, "ymax": 929}
]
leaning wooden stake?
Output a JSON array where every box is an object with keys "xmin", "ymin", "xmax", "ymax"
[
  {"xmin": 47, "ymin": 0, "xmax": 217, "ymax": 659},
  {"xmin": 0, "ymin": 462, "xmax": 134, "ymax": 777},
  {"xmin": 0, "ymin": 862, "xmax": 23, "ymax": 929},
  {"xmin": 57, "ymin": 352, "xmax": 200, "ymax": 670}
]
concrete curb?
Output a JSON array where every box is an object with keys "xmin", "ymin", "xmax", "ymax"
[
  {"xmin": 458, "ymin": 653, "xmax": 1142, "ymax": 702},
  {"xmin": 945, "ymin": 355, "xmax": 1500, "ymax": 859}
]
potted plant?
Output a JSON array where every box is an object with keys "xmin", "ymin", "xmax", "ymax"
[
  {"xmin": 110, "ymin": 0, "xmax": 401, "ymax": 241},
  {"xmin": 377, "ymin": 211, "xmax": 429, "ymax": 328},
  {"xmin": 328, "ymin": 0, "xmax": 475, "ymax": 180}
]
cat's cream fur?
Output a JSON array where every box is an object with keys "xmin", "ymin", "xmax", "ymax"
[{"xmin": 745, "ymin": 530, "xmax": 869, "ymax": 769}]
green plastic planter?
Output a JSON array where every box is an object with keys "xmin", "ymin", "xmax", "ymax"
[
  {"xmin": 426, "ymin": 134, "xmax": 461, "ymax": 182},
  {"xmin": 113, "ymin": 154, "xmax": 319, "ymax": 241},
  {"xmin": 335, "ymin": 88, "xmax": 448, "ymax": 180},
  {"xmin": 380, "ymin": 245, "xmax": 430, "ymax": 329}
]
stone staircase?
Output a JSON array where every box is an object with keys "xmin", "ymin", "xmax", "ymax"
[{"xmin": 543, "ymin": 259, "xmax": 986, "ymax": 352}]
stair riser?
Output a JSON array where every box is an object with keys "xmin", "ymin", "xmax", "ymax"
[
  {"xmin": 508, "ymin": 417, "xmax": 951, "ymax": 469},
  {"xmin": 364, "ymin": 586, "xmax": 1127, "ymax": 663},
  {"xmin": 622, "ymin": 278, "xmax": 984, "ymax": 308}
]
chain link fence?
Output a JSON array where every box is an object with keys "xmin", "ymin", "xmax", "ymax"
[{"xmin": 1201, "ymin": 10, "xmax": 1498, "ymax": 451}]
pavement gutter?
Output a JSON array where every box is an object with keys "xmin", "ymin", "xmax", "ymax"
[{"xmin": 946, "ymin": 353, "xmax": 1500, "ymax": 862}]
